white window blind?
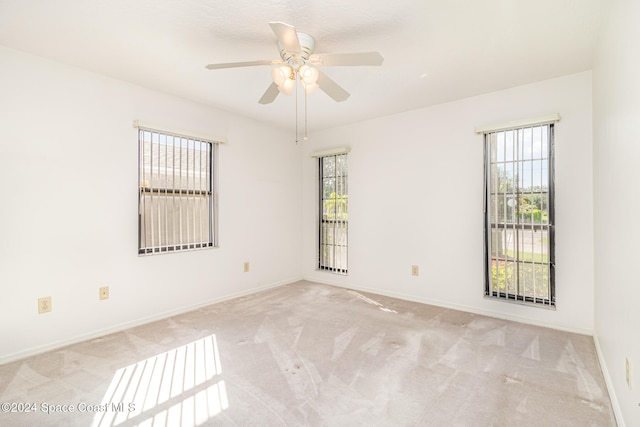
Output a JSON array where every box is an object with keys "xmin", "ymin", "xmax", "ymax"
[
  {"xmin": 319, "ymin": 153, "xmax": 348, "ymax": 274},
  {"xmin": 137, "ymin": 125, "xmax": 219, "ymax": 255},
  {"xmin": 483, "ymin": 123, "xmax": 555, "ymax": 307}
]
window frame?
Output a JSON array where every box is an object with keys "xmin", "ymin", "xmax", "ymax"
[
  {"xmin": 137, "ymin": 126, "xmax": 219, "ymax": 255},
  {"xmin": 483, "ymin": 123, "xmax": 556, "ymax": 307}
]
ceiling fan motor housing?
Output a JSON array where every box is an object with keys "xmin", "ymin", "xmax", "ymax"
[{"xmin": 277, "ymin": 32, "xmax": 315, "ymax": 70}]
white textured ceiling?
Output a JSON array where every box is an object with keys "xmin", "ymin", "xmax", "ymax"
[{"xmin": 0, "ymin": 0, "xmax": 604, "ymax": 133}]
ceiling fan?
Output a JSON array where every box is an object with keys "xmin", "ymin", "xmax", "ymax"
[{"xmin": 205, "ymin": 22, "xmax": 384, "ymax": 105}]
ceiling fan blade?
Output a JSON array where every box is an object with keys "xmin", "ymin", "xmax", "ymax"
[
  {"xmin": 269, "ymin": 22, "xmax": 301, "ymax": 52},
  {"xmin": 317, "ymin": 70, "xmax": 350, "ymax": 102},
  {"xmin": 206, "ymin": 59, "xmax": 278, "ymax": 70},
  {"xmin": 258, "ymin": 82, "xmax": 280, "ymax": 104},
  {"xmin": 312, "ymin": 51, "xmax": 384, "ymax": 67}
]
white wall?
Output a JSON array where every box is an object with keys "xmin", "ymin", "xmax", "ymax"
[
  {"xmin": 303, "ymin": 71, "xmax": 594, "ymax": 334},
  {"xmin": 0, "ymin": 46, "xmax": 303, "ymax": 363},
  {"xmin": 593, "ymin": 0, "xmax": 640, "ymax": 425}
]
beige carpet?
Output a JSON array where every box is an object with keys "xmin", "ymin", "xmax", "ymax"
[{"xmin": 0, "ymin": 281, "xmax": 616, "ymax": 426}]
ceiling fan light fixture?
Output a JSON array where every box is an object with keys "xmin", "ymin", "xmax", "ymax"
[
  {"xmin": 277, "ymin": 76, "xmax": 295, "ymax": 95},
  {"xmin": 271, "ymin": 65, "xmax": 293, "ymax": 86},
  {"xmin": 299, "ymin": 64, "xmax": 319, "ymax": 85}
]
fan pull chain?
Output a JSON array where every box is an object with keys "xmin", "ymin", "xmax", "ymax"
[
  {"xmin": 304, "ymin": 86, "xmax": 308, "ymax": 141},
  {"xmin": 295, "ymin": 74, "xmax": 299, "ymax": 144}
]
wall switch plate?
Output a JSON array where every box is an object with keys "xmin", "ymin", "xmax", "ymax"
[
  {"xmin": 244, "ymin": 262, "xmax": 250, "ymax": 273},
  {"xmin": 411, "ymin": 265, "xmax": 419, "ymax": 276},
  {"xmin": 38, "ymin": 296, "xmax": 52, "ymax": 314},
  {"xmin": 99, "ymin": 286, "xmax": 109, "ymax": 300}
]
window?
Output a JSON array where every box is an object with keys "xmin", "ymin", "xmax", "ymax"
[
  {"xmin": 319, "ymin": 153, "xmax": 348, "ymax": 274},
  {"xmin": 138, "ymin": 127, "xmax": 218, "ymax": 255},
  {"xmin": 483, "ymin": 123, "xmax": 555, "ymax": 306}
]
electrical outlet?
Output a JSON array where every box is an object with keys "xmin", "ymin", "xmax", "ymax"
[
  {"xmin": 411, "ymin": 265, "xmax": 419, "ymax": 276},
  {"xmin": 38, "ymin": 296, "xmax": 52, "ymax": 314},
  {"xmin": 626, "ymin": 357, "xmax": 632, "ymax": 389},
  {"xmin": 244, "ymin": 262, "xmax": 250, "ymax": 273},
  {"xmin": 99, "ymin": 286, "xmax": 109, "ymax": 300}
]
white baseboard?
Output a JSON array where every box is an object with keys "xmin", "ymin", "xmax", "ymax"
[
  {"xmin": 593, "ymin": 332, "xmax": 625, "ymax": 427},
  {"xmin": 303, "ymin": 276, "xmax": 593, "ymax": 336},
  {"xmin": 0, "ymin": 276, "xmax": 302, "ymax": 365}
]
